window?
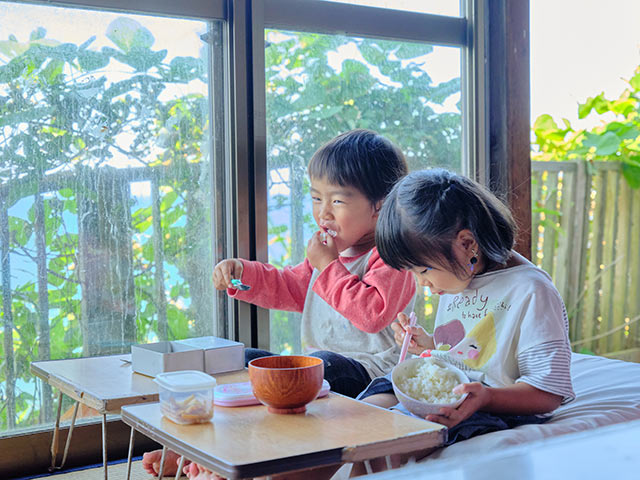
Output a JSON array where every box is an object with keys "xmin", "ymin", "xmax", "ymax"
[
  {"xmin": 0, "ymin": 1, "xmax": 227, "ymax": 434},
  {"xmin": 261, "ymin": 2, "xmax": 467, "ymax": 353},
  {"xmin": 1, "ymin": 2, "xmax": 503, "ymax": 468},
  {"xmin": 317, "ymin": 0, "xmax": 461, "ymax": 17}
]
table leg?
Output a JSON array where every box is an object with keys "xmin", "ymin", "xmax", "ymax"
[
  {"xmin": 49, "ymin": 392, "xmax": 63, "ymax": 472},
  {"xmin": 364, "ymin": 460, "xmax": 373, "ymax": 475},
  {"xmin": 59, "ymin": 401, "xmax": 79, "ymax": 469},
  {"xmin": 157, "ymin": 446, "xmax": 167, "ymax": 479},
  {"xmin": 102, "ymin": 414, "xmax": 108, "ymax": 480},
  {"xmin": 126, "ymin": 426, "xmax": 135, "ymax": 480},
  {"xmin": 175, "ymin": 455, "xmax": 185, "ymax": 480}
]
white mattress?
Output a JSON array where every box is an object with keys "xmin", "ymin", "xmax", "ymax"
[{"xmin": 423, "ymin": 353, "xmax": 640, "ymax": 461}]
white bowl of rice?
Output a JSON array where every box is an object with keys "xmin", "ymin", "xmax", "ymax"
[{"xmin": 391, "ymin": 356, "xmax": 469, "ymax": 417}]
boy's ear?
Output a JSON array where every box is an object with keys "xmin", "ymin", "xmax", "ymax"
[{"xmin": 373, "ymin": 200, "xmax": 383, "ymax": 216}]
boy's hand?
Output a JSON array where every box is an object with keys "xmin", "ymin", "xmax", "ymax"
[
  {"xmin": 425, "ymin": 382, "xmax": 490, "ymax": 428},
  {"xmin": 391, "ymin": 312, "xmax": 434, "ymax": 355},
  {"xmin": 213, "ymin": 259, "xmax": 244, "ymax": 290},
  {"xmin": 307, "ymin": 230, "xmax": 339, "ymax": 271}
]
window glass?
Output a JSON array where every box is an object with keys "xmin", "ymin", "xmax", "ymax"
[
  {"xmin": 317, "ymin": 0, "xmax": 461, "ymax": 17},
  {"xmin": 0, "ymin": 1, "xmax": 224, "ymax": 433},
  {"xmin": 264, "ymin": 30, "xmax": 461, "ymax": 354}
]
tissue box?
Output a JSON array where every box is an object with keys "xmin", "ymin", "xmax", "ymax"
[
  {"xmin": 131, "ymin": 337, "xmax": 245, "ymax": 377},
  {"xmin": 131, "ymin": 341, "xmax": 204, "ymax": 377},
  {"xmin": 178, "ymin": 336, "xmax": 245, "ymax": 375}
]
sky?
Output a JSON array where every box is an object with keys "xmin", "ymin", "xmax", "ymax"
[{"xmin": 530, "ymin": 0, "xmax": 640, "ymax": 130}]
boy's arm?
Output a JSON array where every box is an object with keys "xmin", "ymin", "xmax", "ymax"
[
  {"xmin": 312, "ymin": 249, "xmax": 416, "ymax": 333},
  {"xmin": 228, "ymin": 259, "xmax": 313, "ymax": 312}
]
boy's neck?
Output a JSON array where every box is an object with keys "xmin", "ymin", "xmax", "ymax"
[{"xmin": 340, "ymin": 233, "xmax": 376, "ymax": 257}]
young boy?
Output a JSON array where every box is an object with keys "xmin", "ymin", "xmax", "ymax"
[{"xmin": 143, "ymin": 129, "xmax": 417, "ymax": 477}]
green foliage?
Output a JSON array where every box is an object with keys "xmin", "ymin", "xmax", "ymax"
[
  {"xmin": 0, "ymin": 17, "xmax": 209, "ymax": 431},
  {"xmin": 263, "ymin": 31, "xmax": 456, "ymax": 354},
  {"xmin": 532, "ymin": 67, "xmax": 640, "ymax": 188}
]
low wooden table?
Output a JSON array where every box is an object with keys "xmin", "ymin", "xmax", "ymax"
[
  {"xmin": 31, "ymin": 354, "xmax": 159, "ymax": 479},
  {"xmin": 121, "ymin": 390, "xmax": 446, "ymax": 479}
]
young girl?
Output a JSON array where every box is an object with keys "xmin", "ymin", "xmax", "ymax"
[
  {"xmin": 356, "ymin": 168, "xmax": 575, "ymax": 467},
  {"xmin": 143, "ymin": 129, "xmax": 417, "ymax": 477}
]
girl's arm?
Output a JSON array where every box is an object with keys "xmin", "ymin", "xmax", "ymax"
[
  {"xmin": 391, "ymin": 313, "xmax": 435, "ymax": 354},
  {"xmin": 228, "ymin": 259, "xmax": 314, "ymax": 312},
  {"xmin": 427, "ymin": 382, "xmax": 563, "ymax": 428},
  {"xmin": 312, "ymin": 249, "xmax": 417, "ymax": 333}
]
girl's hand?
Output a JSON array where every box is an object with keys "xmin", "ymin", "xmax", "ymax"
[
  {"xmin": 212, "ymin": 259, "xmax": 244, "ymax": 290},
  {"xmin": 391, "ymin": 312, "xmax": 434, "ymax": 355},
  {"xmin": 425, "ymin": 382, "xmax": 490, "ymax": 428},
  {"xmin": 307, "ymin": 230, "xmax": 339, "ymax": 271}
]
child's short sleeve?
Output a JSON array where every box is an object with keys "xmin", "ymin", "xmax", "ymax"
[{"xmin": 516, "ymin": 282, "xmax": 569, "ymax": 355}]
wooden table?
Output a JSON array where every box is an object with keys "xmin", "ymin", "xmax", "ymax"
[
  {"xmin": 121, "ymin": 390, "xmax": 446, "ymax": 479},
  {"xmin": 30, "ymin": 354, "xmax": 159, "ymax": 478}
]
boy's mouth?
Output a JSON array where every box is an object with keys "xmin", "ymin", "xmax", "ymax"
[{"xmin": 320, "ymin": 226, "xmax": 338, "ymax": 237}]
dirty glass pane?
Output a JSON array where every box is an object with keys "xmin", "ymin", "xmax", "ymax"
[
  {"xmin": 317, "ymin": 0, "xmax": 461, "ymax": 17},
  {"xmin": 264, "ymin": 30, "xmax": 462, "ymax": 354},
  {"xmin": 0, "ymin": 1, "xmax": 224, "ymax": 433}
]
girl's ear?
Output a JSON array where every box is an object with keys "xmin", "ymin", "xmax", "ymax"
[{"xmin": 455, "ymin": 229, "xmax": 478, "ymax": 253}]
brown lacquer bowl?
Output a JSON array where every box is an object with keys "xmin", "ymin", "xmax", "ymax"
[{"xmin": 248, "ymin": 355, "xmax": 324, "ymax": 414}]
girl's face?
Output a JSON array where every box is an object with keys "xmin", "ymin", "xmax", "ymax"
[
  {"xmin": 410, "ymin": 264, "xmax": 472, "ymax": 296},
  {"xmin": 409, "ymin": 236, "xmax": 477, "ymax": 295},
  {"xmin": 310, "ymin": 176, "xmax": 380, "ymax": 253}
]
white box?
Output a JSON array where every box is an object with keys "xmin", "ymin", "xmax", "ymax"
[
  {"xmin": 131, "ymin": 337, "xmax": 245, "ymax": 377},
  {"xmin": 131, "ymin": 341, "xmax": 203, "ymax": 377},
  {"xmin": 178, "ymin": 336, "xmax": 245, "ymax": 374}
]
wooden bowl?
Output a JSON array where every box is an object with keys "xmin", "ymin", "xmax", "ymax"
[{"xmin": 248, "ymin": 355, "xmax": 324, "ymax": 414}]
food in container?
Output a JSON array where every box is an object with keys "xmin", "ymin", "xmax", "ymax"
[
  {"xmin": 154, "ymin": 370, "xmax": 216, "ymax": 424},
  {"xmin": 392, "ymin": 357, "xmax": 469, "ymax": 417}
]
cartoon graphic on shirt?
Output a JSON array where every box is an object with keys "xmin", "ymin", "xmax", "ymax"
[
  {"xmin": 448, "ymin": 312, "xmax": 497, "ymax": 369},
  {"xmin": 433, "ymin": 319, "xmax": 466, "ymax": 350}
]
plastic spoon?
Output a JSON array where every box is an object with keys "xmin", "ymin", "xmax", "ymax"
[
  {"xmin": 231, "ymin": 279, "xmax": 251, "ymax": 291},
  {"xmin": 398, "ymin": 312, "xmax": 418, "ymax": 363}
]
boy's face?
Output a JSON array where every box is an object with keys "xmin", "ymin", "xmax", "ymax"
[{"xmin": 310, "ymin": 176, "xmax": 380, "ymax": 253}]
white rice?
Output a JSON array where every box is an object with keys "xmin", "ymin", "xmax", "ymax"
[{"xmin": 399, "ymin": 360, "xmax": 462, "ymax": 404}]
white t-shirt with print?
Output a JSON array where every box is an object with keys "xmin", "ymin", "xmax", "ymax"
[{"xmin": 430, "ymin": 258, "xmax": 575, "ymax": 403}]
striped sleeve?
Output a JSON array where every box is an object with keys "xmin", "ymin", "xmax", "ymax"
[{"xmin": 516, "ymin": 339, "xmax": 575, "ymax": 404}]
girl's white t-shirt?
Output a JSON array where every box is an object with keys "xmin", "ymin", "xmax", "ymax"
[{"xmin": 429, "ymin": 259, "xmax": 575, "ymax": 403}]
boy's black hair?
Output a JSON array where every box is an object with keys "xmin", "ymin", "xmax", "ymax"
[
  {"xmin": 376, "ymin": 168, "xmax": 516, "ymax": 277},
  {"xmin": 308, "ymin": 129, "xmax": 408, "ymax": 205}
]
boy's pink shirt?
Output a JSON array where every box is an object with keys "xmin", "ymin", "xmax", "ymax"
[{"xmin": 228, "ymin": 248, "xmax": 416, "ymax": 333}]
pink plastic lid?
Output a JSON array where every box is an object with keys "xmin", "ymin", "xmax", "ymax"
[{"xmin": 214, "ymin": 379, "xmax": 331, "ymax": 407}]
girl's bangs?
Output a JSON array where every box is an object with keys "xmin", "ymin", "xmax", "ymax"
[{"xmin": 377, "ymin": 201, "xmax": 448, "ymax": 271}]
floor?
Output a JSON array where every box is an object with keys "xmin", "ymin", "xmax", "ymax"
[{"xmin": 14, "ymin": 459, "xmax": 169, "ymax": 480}]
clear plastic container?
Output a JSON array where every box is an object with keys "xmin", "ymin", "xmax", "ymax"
[{"xmin": 154, "ymin": 370, "xmax": 216, "ymax": 424}]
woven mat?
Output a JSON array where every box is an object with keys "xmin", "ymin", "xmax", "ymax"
[
  {"xmin": 39, "ymin": 459, "xmax": 353, "ymax": 480},
  {"xmin": 37, "ymin": 461, "xmax": 183, "ymax": 480}
]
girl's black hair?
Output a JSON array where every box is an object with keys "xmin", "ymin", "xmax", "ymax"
[
  {"xmin": 308, "ymin": 129, "xmax": 408, "ymax": 205},
  {"xmin": 376, "ymin": 169, "xmax": 516, "ymax": 277}
]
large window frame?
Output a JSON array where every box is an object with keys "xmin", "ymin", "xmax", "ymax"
[
  {"xmin": 0, "ymin": 0, "xmax": 233, "ymax": 473},
  {"xmin": 245, "ymin": 0, "xmax": 490, "ymax": 349},
  {"xmin": 1, "ymin": 0, "xmax": 530, "ymax": 475}
]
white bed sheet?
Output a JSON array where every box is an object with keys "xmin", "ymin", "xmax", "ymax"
[{"xmin": 423, "ymin": 353, "xmax": 640, "ymax": 462}]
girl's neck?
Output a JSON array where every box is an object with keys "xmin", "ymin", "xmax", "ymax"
[{"xmin": 479, "ymin": 250, "xmax": 525, "ymax": 274}]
